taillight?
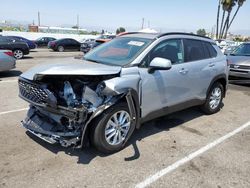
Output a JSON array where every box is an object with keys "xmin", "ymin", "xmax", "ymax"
[{"xmin": 4, "ymin": 51, "xmax": 14, "ymax": 57}]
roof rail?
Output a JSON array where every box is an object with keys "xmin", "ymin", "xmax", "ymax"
[
  {"xmin": 117, "ymin": 32, "xmax": 146, "ymax": 36},
  {"xmin": 117, "ymin": 31, "xmax": 213, "ymax": 41},
  {"xmin": 157, "ymin": 32, "xmax": 212, "ymax": 40}
]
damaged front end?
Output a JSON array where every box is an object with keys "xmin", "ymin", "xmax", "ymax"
[{"xmin": 18, "ymin": 73, "xmax": 135, "ymax": 148}]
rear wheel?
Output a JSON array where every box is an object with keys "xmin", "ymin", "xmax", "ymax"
[
  {"xmin": 13, "ymin": 49, "xmax": 24, "ymax": 59},
  {"xmin": 57, "ymin": 46, "xmax": 64, "ymax": 52},
  {"xmin": 201, "ymin": 82, "xmax": 224, "ymax": 114},
  {"xmin": 90, "ymin": 103, "xmax": 133, "ymax": 154}
]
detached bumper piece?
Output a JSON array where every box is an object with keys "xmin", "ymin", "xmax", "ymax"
[{"xmin": 21, "ymin": 107, "xmax": 81, "ymax": 147}]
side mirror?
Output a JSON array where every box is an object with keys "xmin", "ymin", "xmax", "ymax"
[{"xmin": 148, "ymin": 57, "xmax": 172, "ymax": 73}]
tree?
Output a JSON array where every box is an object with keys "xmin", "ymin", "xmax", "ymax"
[
  {"xmin": 216, "ymin": 0, "xmax": 222, "ymax": 39},
  {"xmin": 216, "ymin": 0, "xmax": 246, "ymax": 39},
  {"xmin": 197, "ymin": 29, "xmax": 206, "ymax": 36},
  {"xmin": 225, "ymin": 0, "xmax": 246, "ymax": 37},
  {"xmin": 72, "ymin": 25, "xmax": 79, "ymax": 29},
  {"xmin": 90, "ymin": 31, "xmax": 100, "ymax": 35},
  {"xmin": 116, "ymin": 27, "xmax": 126, "ymax": 34}
]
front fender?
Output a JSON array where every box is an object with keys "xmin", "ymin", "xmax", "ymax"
[{"xmin": 80, "ymin": 88, "xmax": 141, "ymax": 148}]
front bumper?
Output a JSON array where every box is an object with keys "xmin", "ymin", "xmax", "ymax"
[
  {"xmin": 21, "ymin": 107, "xmax": 81, "ymax": 147},
  {"xmin": 229, "ymin": 68, "xmax": 250, "ymax": 79},
  {"xmin": 229, "ymin": 64, "xmax": 250, "ymax": 79}
]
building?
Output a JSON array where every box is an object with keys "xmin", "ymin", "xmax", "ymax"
[{"xmin": 38, "ymin": 26, "xmax": 87, "ymax": 34}]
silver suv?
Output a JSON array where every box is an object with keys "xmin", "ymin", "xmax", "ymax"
[{"xmin": 18, "ymin": 33, "xmax": 228, "ymax": 153}]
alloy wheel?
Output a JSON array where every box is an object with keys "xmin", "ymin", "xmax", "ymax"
[
  {"xmin": 14, "ymin": 50, "xmax": 23, "ymax": 59},
  {"xmin": 209, "ymin": 87, "xmax": 222, "ymax": 110},
  {"xmin": 104, "ymin": 110, "xmax": 131, "ymax": 146}
]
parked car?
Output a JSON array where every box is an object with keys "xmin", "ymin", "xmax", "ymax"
[
  {"xmin": 18, "ymin": 32, "xmax": 228, "ymax": 153},
  {"xmin": 0, "ymin": 36, "xmax": 29, "ymax": 59},
  {"xmin": 224, "ymin": 45, "xmax": 238, "ymax": 55},
  {"xmin": 216, "ymin": 39, "xmax": 238, "ymax": 54},
  {"xmin": 227, "ymin": 42, "xmax": 250, "ymax": 80},
  {"xmin": 7, "ymin": 36, "xmax": 36, "ymax": 49},
  {"xmin": 80, "ymin": 39, "xmax": 111, "ymax": 53},
  {"xmin": 0, "ymin": 50, "xmax": 16, "ymax": 71},
  {"xmin": 48, "ymin": 38, "xmax": 81, "ymax": 52},
  {"xmin": 97, "ymin": 34, "xmax": 116, "ymax": 40},
  {"xmin": 80, "ymin": 38, "xmax": 96, "ymax": 43},
  {"xmin": 34, "ymin": 37, "xmax": 56, "ymax": 47}
]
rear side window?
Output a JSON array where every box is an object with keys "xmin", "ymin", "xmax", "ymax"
[
  {"xmin": 184, "ymin": 39, "xmax": 209, "ymax": 62},
  {"xmin": 203, "ymin": 42, "xmax": 217, "ymax": 58}
]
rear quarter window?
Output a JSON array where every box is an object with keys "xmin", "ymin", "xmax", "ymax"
[{"xmin": 203, "ymin": 42, "xmax": 217, "ymax": 58}]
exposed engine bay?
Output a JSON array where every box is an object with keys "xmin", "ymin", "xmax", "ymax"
[{"xmin": 19, "ymin": 74, "xmax": 135, "ymax": 148}]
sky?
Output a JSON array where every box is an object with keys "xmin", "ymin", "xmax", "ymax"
[{"xmin": 0, "ymin": 0, "xmax": 250, "ymax": 35}]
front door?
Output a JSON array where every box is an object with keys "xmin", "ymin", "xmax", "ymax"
[{"xmin": 139, "ymin": 39, "xmax": 193, "ymax": 118}]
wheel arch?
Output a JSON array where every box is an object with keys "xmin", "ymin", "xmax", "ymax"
[
  {"xmin": 207, "ymin": 74, "xmax": 228, "ymax": 98},
  {"xmin": 80, "ymin": 88, "xmax": 141, "ymax": 148}
]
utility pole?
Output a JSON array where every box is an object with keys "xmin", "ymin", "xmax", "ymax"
[
  {"xmin": 38, "ymin": 11, "xmax": 40, "ymax": 26},
  {"xmin": 77, "ymin": 15, "xmax": 79, "ymax": 28},
  {"xmin": 77, "ymin": 14, "xmax": 79, "ymax": 34},
  {"xmin": 141, "ymin": 18, "xmax": 144, "ymax": 29}
]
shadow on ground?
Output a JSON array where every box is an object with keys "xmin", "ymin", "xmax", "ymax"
[
  {"xmin": 18, "ymin": 56, "xmax": 34, "ymax": 60},
  {"xmin": 0, "ymin": 70, "xmax": 22, "ymax": 79},
  {"xmin": 26, "ymin": 107, "xmax": 205, "ymax": 164}
]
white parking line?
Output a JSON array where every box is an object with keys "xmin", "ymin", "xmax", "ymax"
[
  {"xmin": 135, "ymin": 120, "xmax": 250, "ymax": 188},
  {"xmin": 0, "ymin": 79, "xmax": 18, "ymax": 84},
  {"xmin": 0, "ymin": 108, "xmax": 28, "ymax": 116}
]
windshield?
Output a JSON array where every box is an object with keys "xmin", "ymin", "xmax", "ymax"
[
  {"xmin": 84, "ymin": 37, "xmax": 152, "ymax": 66},
  {"xmin": 231, "ymin": 43, "xmax": 250, "ymax": 56}
]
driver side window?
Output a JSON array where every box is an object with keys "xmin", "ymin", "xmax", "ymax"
[{"xmin": 141, "ymin": 39, "xmax": 184, "ymax": 67}]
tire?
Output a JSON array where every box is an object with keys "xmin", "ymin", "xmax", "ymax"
[
  {"xmin": 90, "ymin": 103, "xmax": 133, "ymax": 154},
  {"xmin": 201, "ymin": 82, "xmax": 224, "ymax": 114},
  {"xmin": 57, "ymin": 46, "xmax": 64, "ymax": 52},
  {"xmin": 13, "ymin": 49, "xmax": 24, "ymax": 59}
]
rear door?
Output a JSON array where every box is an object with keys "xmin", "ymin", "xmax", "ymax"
[
  {"xmin": 69, "ymin": 39, "xmax": 80, "ymax": 50},
  {"xmin": 64, "ymin": 39, "xmax": 72, "ymax": 50},
  {"xmin": 183, "ymin": 39, "xmax": 216, "ymax": 100}
]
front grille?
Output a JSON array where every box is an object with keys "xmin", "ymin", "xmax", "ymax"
[
  {"xmin": 18, "ymin": 79, "xmax": 52, "ymax": 105},
  {"xmin": 230, "ymin": 69, "xmax": 248, "ymax": 73},
  {"xmin": 230, "ymin": 64, "xmax": 250, "ymax": 69}
]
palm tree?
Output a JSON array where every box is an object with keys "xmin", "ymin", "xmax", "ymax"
[
  {"xmin": 217, "ymin": 0, "xmax": 247, "ymax": 39},
  {"xmin": 216, "ymin": 0, "xmax": 222, "ymax": 39},
  {"xmin": 227, "ymin": 0, "xmax": 246, "ymax": 29},
  {"xmin": 219, "ymin": 0, "xmax": 231, "ymax": 39},
  {"xmin": 221, "ymin": 0, "xmax": 236, "ymax": 38}
]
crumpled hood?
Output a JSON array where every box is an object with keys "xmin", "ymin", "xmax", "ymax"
[
  {"xmin": 20, "ymin": 57, "xmax": 122, "ymax": 80},
  {"xmin": 227, "ymin": 55, "xmax": 250, "ymax": 65}
]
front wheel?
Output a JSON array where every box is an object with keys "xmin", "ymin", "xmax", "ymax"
[
  {"xmin": 90, "ymin": 103, "xmax": 133, "ymax": 154},
  {"xmin": 201, "ymin": 82, "xmax": 224, "ymax": 114},
  {"xmin": 13, "ymin": 49, "xmax": 24, "ymax": 59}
]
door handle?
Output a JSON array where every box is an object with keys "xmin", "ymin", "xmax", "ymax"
[
  {"xmin": 179, "ymin": 68, "xmax": 189, "ymax": 74},
  {"xmin": 209, "ymin": 63, "xmax": 215, "ymax": 67}
]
